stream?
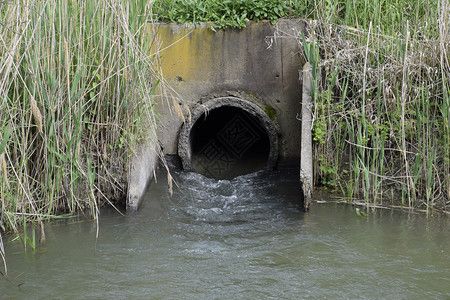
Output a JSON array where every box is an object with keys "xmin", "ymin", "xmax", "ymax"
[{"xmin": 1, "ymin": 168, "xmax": 450, "ymax": 299}]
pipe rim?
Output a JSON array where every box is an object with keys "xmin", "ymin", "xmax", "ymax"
[{"xmin": 178, "ymin": 96, "xmax": 279, "ymax": 172}]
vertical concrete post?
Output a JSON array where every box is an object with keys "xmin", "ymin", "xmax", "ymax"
[{"xmin": 300, "ymin": 62, "xmax": 314, "ymax": 211}]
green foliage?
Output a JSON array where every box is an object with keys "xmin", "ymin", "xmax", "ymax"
[
  {"xmin": 153, "ymin": 0, "xmax": 440, "ymax": 36},
  {"xmin": 153, "ymin": 0, "xmax": 289, "ymax": 28},
  {"xmin": 318, "ymin": 156, "xmax": 337, "ymax": 188},
  {"xmin": 312, "ymin": 119, "xmax": 326, "ymax": 144}
]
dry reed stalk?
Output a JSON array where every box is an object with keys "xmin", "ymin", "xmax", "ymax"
[
  {"xmin": 0, "ymin": 154, "xmax": 8, "ymax": 193},
  {"xmin": 0, "ymin": 230, "xmax": 6, "ymax": 276},
  {"xmin": 400, "ymin": 22, "xmax": 415, "ymax": 207},
  {"xmin": 30, "ymin": 97, "xmax": 43, "ymax": 134},
  {"xmin": 167, "ymin": 171, "xmax": 173, "ymax": 196},
  {"xmin": 0, "ymin": 153, "xmax": 7, "ymax": 181}
]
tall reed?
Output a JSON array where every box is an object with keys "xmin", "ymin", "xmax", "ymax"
[
  {"xmin": 295, "ymin": 0, "xmax": 449, "ymax": 212},
  {"xmin": 0, "ymin": 0, "xmax": 160, "ymax": 263}
]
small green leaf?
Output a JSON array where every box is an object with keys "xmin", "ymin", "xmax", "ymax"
[{"xmin": 0, "ymin": 125, "xmax": 12, "ymax": 155}]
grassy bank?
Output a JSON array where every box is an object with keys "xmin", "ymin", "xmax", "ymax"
[
  {"xmin": 297, "ymin": 0, "xmax": 449, "ymax": 212},
  {"xmin": 153, "ymin": 0, "xmax": 449, "ymax": 212},
  {"xmin": 0, "ymin": 0, "xmax": 159, "ymax": 262}
]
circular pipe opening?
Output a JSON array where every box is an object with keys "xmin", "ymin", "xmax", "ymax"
[{"xmin": 178, "ymin": 97, "xmax": 278, "ymax": 179}]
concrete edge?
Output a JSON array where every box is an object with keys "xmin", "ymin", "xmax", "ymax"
[
  {"xmin": 300, "ymin": 62, "xmax": 314, "ymax": 211},
  {"xmin": 127, "ymin": 132, "xmax": 159, "ymax": 212}
]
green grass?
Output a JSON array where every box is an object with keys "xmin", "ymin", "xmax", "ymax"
[{"xmin": 0, "ymin": 0, "xmax": 160, "ymax": 260}]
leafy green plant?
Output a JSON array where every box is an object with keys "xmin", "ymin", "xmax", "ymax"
[
  {"xmin": 317, "ymin": 156, "xmax": 337, "ymax": 188},
  {"xmin": 152, "ymin": 0, "xmax": 289, "ymax": 28},
  {"xmin": 312, "ymin": 119, "xmax": 327, "ymax": 144}
]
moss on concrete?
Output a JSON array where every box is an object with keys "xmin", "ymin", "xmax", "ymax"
[{"xmin": 264, "ymin": 105, "xmax": 277, "ymax": 121}]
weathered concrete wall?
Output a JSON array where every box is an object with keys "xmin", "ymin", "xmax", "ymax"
[
  {"xmin": 127, "ymin": 20, "xmax": 310, "ymax": 211},
  {"xmin": 154, "ymin": 19, "xmax": 306, "ymax": 161}
]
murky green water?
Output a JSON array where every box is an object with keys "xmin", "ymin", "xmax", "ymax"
[{"xmin": 1, "ymin": 168, "xmax": 450, "ymax": 299}]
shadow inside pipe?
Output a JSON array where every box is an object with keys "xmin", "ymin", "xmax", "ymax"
[{"xmin": 190, "ymin": 106, "xmax": 270, "ymax": 179}]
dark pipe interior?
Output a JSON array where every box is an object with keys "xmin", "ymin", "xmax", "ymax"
[{"xmin": 190, "ymin": 106, "xmax": 270, "ymax": 179}]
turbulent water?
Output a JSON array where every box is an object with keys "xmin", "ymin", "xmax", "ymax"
[{"xmin": 1, "ymin": 168, "xmax": 450, "ymax": 299}]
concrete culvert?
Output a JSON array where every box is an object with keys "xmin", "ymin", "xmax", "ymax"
[{"xmin": 178, "ymin": 97, "xmax": 278, "ymax": 179}]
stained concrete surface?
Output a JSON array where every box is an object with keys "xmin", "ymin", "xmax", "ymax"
[{"xmin": 154, "ymin": 19, "xmax": 306, "ymax": 161}]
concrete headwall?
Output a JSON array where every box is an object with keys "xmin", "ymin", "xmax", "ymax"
[
  {"xmin": 128, "ymin": 20, "xmax": 308, "ymax": 211},
  {"xmin": 154, "ymin": 19, "xmax": 306, "ymax": 161}
]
